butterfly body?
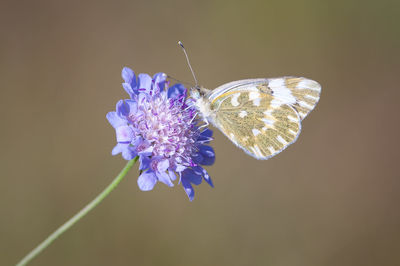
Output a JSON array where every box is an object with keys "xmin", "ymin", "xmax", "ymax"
[{"xmin": 190, "ymin": 77, "xmax": 321, "ymax": 160}]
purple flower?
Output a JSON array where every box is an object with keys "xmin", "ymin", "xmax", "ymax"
[{"xmin": 107, "ymin": 67, "xmax": 215, "ymax": 201}]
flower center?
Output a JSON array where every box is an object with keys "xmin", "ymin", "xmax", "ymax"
[{"xmin": 132, "ymin": 92, "xmax": 199, "ymax": 166}]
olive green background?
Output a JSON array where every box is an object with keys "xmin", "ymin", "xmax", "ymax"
[{"xmin": 1, "ymin": 0, "xmax": 399, "ymax": 265}]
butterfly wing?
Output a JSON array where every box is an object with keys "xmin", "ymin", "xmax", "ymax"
[
  {"xmin": 266, "ymin": 77, "xmax": 321, "ymax": 120},
  {"xmin": 205, "ymin": 77, "xmax": 320, "ymax": 159},
  {"xmin": 208, "ymin": 77, "xmax": 321, "ymax": 120},
  {"xmin": 206, "ymin": 83, "xmax": 301, "ymax": 159}
]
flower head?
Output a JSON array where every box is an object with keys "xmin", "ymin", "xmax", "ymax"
[{"xmin": 107, "ymin": 67, "xmax": 215, "ymax": 200}]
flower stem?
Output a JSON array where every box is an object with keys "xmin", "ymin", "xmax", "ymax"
[{"xmin": 16, "ymin": 157, "xmax": 138, "ymax": 266}]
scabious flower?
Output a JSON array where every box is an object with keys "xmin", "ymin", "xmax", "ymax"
[{"xmin": 107, "ymin": 67, "xmax": 215, "ymax": 201}]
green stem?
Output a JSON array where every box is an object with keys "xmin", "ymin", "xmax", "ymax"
[{"xmin": 16, "ymin": 157, "xmax": 138, "ymax": 266}]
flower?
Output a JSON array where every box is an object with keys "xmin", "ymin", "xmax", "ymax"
[{"xmin": 107, "ymin": 67, "xmax": 215, "ymax": 201}]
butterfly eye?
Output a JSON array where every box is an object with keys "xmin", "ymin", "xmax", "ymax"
[{"xmin": 190, "ymin": 88, "xmax": 200, "ymax": 99}]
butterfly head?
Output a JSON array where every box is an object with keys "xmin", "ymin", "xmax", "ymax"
[
  {"xmin": 189, "ymin": 85, "xmax": 214, "ymax": 120},
  {"xmin": 189, "ymin": 85, "xmax": 209, "ymax": 100}
]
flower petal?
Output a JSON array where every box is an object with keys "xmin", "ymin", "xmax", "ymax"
[
  {"xmin": 181, "ymin": 177, "xmax": 195, "ymax": 201},
  {"xmin": 156, "ymin": 171, "xmax": 174, "ymax": 187},
  {"xmin": 167, "ymin": 83, "xmax": 186, "ymax": 100},
  {"xmin": 137, "ymin": 92, "xmax": 149, "ymax": 106},
  {"xmin": 122, "ymin": 146, "xmax": 136, "ymax": 160},
  {"xmin": 192, "ymin": 152, "xmax": 204, "ymax": 165},
  {"xmin": 153, "ymin": 72, "xmax": 167, "ymax": 94},
  {"xmin": 116, "ymin": 99, "xmax": 138, "ymax": 119},
  {"xmin": 115, "ymin": 125, "xmax": 134, "ymax": 143},
  {"xmin": 111, "ymin": 143, "xmax": 125, "ymax": 155},
  {"xmin": 106, "ymin": 111, "xmax": 126, "ymax": 128},
  {"xmin": 131, "ymin": 136, "xmax": 142, "ymax": 149},
  {"xmin": 139, "ymin": 155, "xmax": 151, "ymax": 170},
  {"xmin": 202, "ymin": 168, "xmax": 213, "ymax": 187},
  {"xmin": 122, "ymin": 83, "xmax": 134, "ymax": 98},
  {"xmin": 175, "ymin": 164, "xmax": 187, "ymax": 173},
  {"xmin": 122, "ymin": 67, "xmax": 137, "ymax": 86},
  {"xmin": 157, "ymin": 159, "xmax": 169, "ymax": 172},
  {"xmin": 116, "ymin": 100, "xmax": 130, "ymax": 117},
  {"xmin": 111, "ymin": 143, "xmax": 136, "ymax": 160},
  {"xmin": 199, "ymin": 145, "xmax": 215, "ymax": 165},
  {"xmin": 198, "ymin": 129, "xmax": 213, "ymax": 143},
  {"xmin": 125, "ymin": 99, "xmax": 138, "ymax": 114},
  {"xmin": 182, "ymin": 168, "xmax": 202, "ymax": 185},
  {"xmin": 193, "ymin": 166, "xmax": 213, "ymax": 187},
  {"xmin": 137, "ymin": 144, "xmax": 153, "ymax": 156},
  {"xmin": 122, "ymin": 67, "xmax": 137, "ymax": 98},
  {"xmin": 137, "ymin": 171, "xmax": 157, "ymax": 191},
  {"xmin": 168, "ymin": 170, "xmax": 177, "ymax": 181},
  {"xmin": 138, "ymin": 73, "xmax": 152, "ymax": 94}
]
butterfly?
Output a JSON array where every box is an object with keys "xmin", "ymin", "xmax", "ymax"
[{"xmin": 178, "ymin": 42, "xmax": 321, "ymax": 160}]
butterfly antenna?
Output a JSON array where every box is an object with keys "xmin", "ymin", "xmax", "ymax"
[
  {"xmin": 167, "ymin": 75, "xmax": 195, "ymax": 88},
  {"xmin": 178, "ymin": 41, "xmax": 199, "ymax": 87}
]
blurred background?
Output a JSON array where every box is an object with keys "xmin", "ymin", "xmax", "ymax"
[{"xmin": 1, "ymin": 0, "xmax": 399, "ymax": 265}]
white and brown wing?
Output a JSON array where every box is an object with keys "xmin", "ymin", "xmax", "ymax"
[
  {"xmin": 204, "ymin": 77, "xmax": 320, "ymax": 159},
  {"xmin": 266, "ymin": 77, "xmax": 321, "ymax": 120},
  {"xmin": 208, "ymin": 77, "xmax": 321, "ymax": 120},
  {"xmin": 207, "ymin": 86, "xmax": 301, "ymax": 160}
]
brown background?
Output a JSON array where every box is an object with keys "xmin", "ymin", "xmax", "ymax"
[{"xmin": 1, "ymin": 0, "xmax": 400, "ymax": 265}]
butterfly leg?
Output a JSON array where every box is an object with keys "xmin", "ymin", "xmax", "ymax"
[
  {"xmin": 198, "ymin": 118, "xmax": 209, "ymax": 130},
  {"xmin": 188, "ymin": 112, "xmax": 199, "ymax": 125}
]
